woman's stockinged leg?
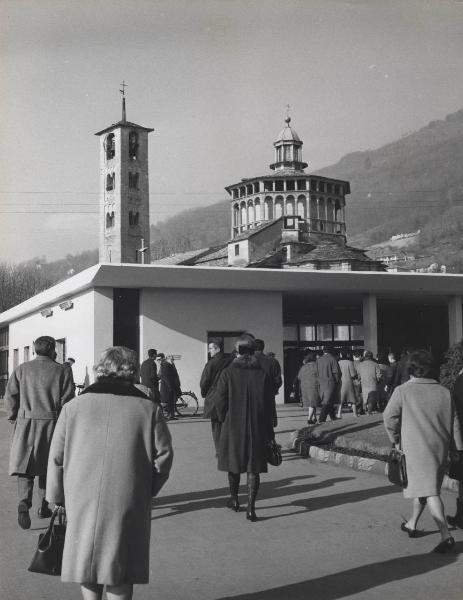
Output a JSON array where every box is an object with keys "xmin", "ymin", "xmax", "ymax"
[
  {"xmin": 427, "ymin": 495, "xmax": 451, "ymax": 541},
  {"xmin": 80, "ymin": 583, "xmax": 103, "ymax": 600},
  {"xmin": 106, "ymin": 584, "xmax": 134, "ymax": 600},
  {"xmin": 406, "ymin": 496, "xmax": 426, "ymax": 531},
  {"xmin": 246, "ymin": 472, "xmax": 260, "ymax": 522}
]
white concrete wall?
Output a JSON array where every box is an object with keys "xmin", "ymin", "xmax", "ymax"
[
  {"xmin": 140, "ymin": 288, "xmax": 284, "ymax": 403},
  {"xmin": 8, "ymin": 288, "xmax": 113, "ymax": 387}
]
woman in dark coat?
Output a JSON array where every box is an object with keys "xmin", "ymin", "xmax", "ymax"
[
  {"xmin": 46, "ymin": 347, "xmax": 173, "ymax": 600},
  {"xmin": 214, "ymin": 336, "xmax": 276, "ymax": 522},
  {"xmin": 296, "ymin": 352, "xmax": 320, "ymax": 424},
  {"xmin": 383, "ymin": 349, "xmax": 463, "ymax": 553}
]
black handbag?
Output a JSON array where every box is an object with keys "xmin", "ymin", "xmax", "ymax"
[
  {"xmin": 447, "ymin": 451, "xmax": 463, "ymax": 481},
  {"xmin": 267, "ymin": 439, "xmax": 282, "ymax": 467},
  {"xmin": 28, "ymin": 507, "xmax": 66, "ymax": 576},
  {"xmin": 387, "ymin": 444, "xmax": 408, "ymax": 488}
]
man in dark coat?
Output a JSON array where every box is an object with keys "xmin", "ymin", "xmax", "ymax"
[
  {"xmin": 140, "ymin": 348, "xmax": 159, "ymax": 401},
  {"xmin": 213, "ymin": 336, "xmax": 276, "ymax": 521},
  {"xmin": 5, "ymin": 335, "xmax": 75, "ymax": 529},
  {"xmin": 394, "ymin": 348, "xmax": 412, "ymax": 388},
  {"xmin": 253, "ymin": 339, "xmax": 281, "ymax": 426},
  {"xmin": 200, "ymin": 339, "xmax": 233, "ymax": 453},
  {"xmin": 316, "ymin": 346, "xmax": 341, "ymax": 422},
  {"xmin": 158, "ymin": 353, "xmax": 180, "ymax": 420}
]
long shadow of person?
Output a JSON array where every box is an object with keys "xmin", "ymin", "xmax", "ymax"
[
  {"xmin": 216, "ymin": 548, "xmax": 460, "ymax": 600},
  {"xmin": 152, "ymin": 475, "xmax": 357, "ymax": 520}
]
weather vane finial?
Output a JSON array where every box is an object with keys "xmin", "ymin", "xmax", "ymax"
[
  {"xmin": 120, "ymin": 81, "xmax": 127, "ymax": 97},
  {"xmin": 120, "ymin": 81, "xmax": 127, "ymax": 122},
  {"xmin": 285, "ymin": 103, "xmax": 291, "ymax": 124}
]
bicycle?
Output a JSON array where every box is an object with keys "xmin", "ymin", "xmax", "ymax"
[{"xmin": 161, "ymin": 390, "xmax": 199, "ymax": 417}]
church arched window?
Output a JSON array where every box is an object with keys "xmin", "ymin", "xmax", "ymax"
[
  {"xmin": 106, "ymin": 173, "xmax": 115, "ymax": 191},
  {"xmin": 106, "ymin": 211, "xmax": 115, "ymax": 229},
  {"xmin": 297, "ymin": 195, "xmax": 306, "ymax": 218},
  {"xmin": 247, "ymin": 200, "xmax": 255, "ymax": 224},
  {"xmin": 129, "ymin": 131, "xmax": 139, "ymax": 160},
  {"xmin": 264, "ymin": 197, "xmax": 273, "ymax": 220},
  {"xmin": 240, "ymin": 201, "xmax": 247, "ymax": 225},
  {"xmin": 105, "ymin": 134, "xmax": 115, "ymax": 160},
  {"xmin": 129, "ymin": 172, "xmax": 139, "ymax": 189},
  {"xmin": 275, "ymin": 196, "xmax": 283, "ymax": 219},
  {"xmin": 233, "ymin": 203, "xmax": 239, "ymax": 227},
  {"xmin": 254, "ymin": 199, "xmax": 261, "ymax": 222},
  {"xmin": 134, "ymin": 212, "xmax": 139, "ymax": 226},
  {"xmin": 286, "ymin": 195, "xmax": 295, "ymax": 216}
]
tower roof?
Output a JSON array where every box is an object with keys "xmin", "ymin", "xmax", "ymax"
[
  {"xmin": 94, "ymin": 120, "xmax": 154, "ymax": 136},
  {"xmin": 275, "ymin": 117, "xmax": 301, "ymax": 143}
]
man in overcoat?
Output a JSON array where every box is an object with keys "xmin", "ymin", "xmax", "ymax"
[
  {"xmin": 5, "ymin": 335, "xmax": 75, "ymax": 529},
  {"xmin": 140, "ymin": 348, "xmax": 159, "ymax": 401},
  {"xmin": 253, "ymin": 339, "xmax": 281, "ymax": 426},
  {"xmin": 158, "ymin": 353, "xmax": 180, "ymax": 420},
  {"xmin": 316, "ymin": 346, "xmax": 341, "ymax": 422},
  {"xmin": 200, "ymin": 339, "xmax": 233, "ymax": 453}
]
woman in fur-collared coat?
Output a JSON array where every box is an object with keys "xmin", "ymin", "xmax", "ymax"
[
  {"xmin": 214, "ymin": 336, "xmax": 276, "ymax": 522},
  {"xmin": 46, "ymin": 347, "xmax": 173, "ymax": 600},
  {"xmin": 383, "ymin": 349, "xmax": 463, "ymax": 554}
]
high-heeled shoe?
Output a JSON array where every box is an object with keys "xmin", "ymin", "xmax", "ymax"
[
  {"xmin": 432, "ymin": 536, "xmax": 455, "ymax": 554},
  {"xmin": 400, "ymin": 522, "xmax": 418, "ymax": 538},
  {"xmin": 226, "ymin": 497, "xmax": 240, "ymax": 512},
  {"xmin": 246, "ymin": 508, "xmax": 258, "ymax": 522}
]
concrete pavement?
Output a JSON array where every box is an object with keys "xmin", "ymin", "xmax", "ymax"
[{"xmin": 1, "ymin": 406, "xmax": 462, "ymax": 600}]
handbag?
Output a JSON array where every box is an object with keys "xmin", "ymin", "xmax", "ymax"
[
  {"xmin": 387, "ymin": 443, "xmax": 408, "ymax": 488},
  {"xmin": 28, "ymin": 507, "xmax": 66, "ymax": 576},
  {"xmin": 447, "ymin": 451, "xmax": 463, "ymax": 481},
  {"xmin": 267, "ymin": 439, "xmax": 282, "ymax": 467}
]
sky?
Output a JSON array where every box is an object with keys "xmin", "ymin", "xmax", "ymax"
[{"xmin": 1, "ymin": 0, "xmax": 463, "ymax": 264}]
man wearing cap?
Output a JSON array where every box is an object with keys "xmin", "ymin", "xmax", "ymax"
[{"xmin": 5, "ymin": 336, "xmax": 75, "ymax": 529}]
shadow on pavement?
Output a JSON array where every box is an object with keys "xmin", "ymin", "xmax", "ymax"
[
  {"xmin": 216, "ymin": 549, "xmax": 460, "ymax": 600},
  {"xmin": 151, "ymin": 475, "xmax": 355, "ymax": 520},
  {"xmin": 257, "ymin": 484, "xmax": 398, "ymax": 521}
]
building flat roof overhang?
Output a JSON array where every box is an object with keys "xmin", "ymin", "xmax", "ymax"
[{"xmin": 0, "ymin": 263, "xmax": 462, "ymax": 326}]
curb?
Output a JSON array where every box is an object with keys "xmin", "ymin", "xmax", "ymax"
[{"xmin": 288, "ymin": 429, "xmax": 459, "ymax": 493}]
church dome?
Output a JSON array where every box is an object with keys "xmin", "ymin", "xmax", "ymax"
[{"xmin": 275, "ymin": 117, "xmax": 301, "ymax": 143}]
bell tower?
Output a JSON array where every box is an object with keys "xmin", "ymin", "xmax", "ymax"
[{"xmin": 95, "ymin": 85, "xmax": 154, "ymax": 263}]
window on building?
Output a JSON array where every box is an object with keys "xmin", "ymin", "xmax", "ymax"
[
  {"xmin": 333, "ymin": 325, "xmax": 350, "ymax": 340},
  {"xmin": 239, "ymin": 186, "xmax": 245, "ymax": 198},
  {"xmin": 129, "ymin": 130, "xmax": 138, "ymax": 160},
  {"xmin": 13, "ymin": 348, "xmax": 19, "ymax": 369},
  {"xmin": 253, "ymin": 182, "xmax": 260, "ymax": 193},
  {"xmin": 246, "ymin": 184, "xmax": 253, "ymax": 195},
  {"xmin": 264, "ymin": 197, "xmax": 273, "ymax": 220},
  {"xmin": 234, "ymin": 244, "xmax": 239, "ymax": 256},
  {"xmin": 286, "ymin": 180, "xmax": 295, "ymax": 191},
  {"xmin": 106, "ymin": 212, "xmax": 115, "ymax": 228},
  {"xmin": 24, "ymin": 346, "xmax": 30, "ymax": 362},
  {"xmin": 55, "ymin": 339, "xmax": 66, "ymax": 364},
  {"xmin": 207, "ymin": 331, "xmax": 244, "ymax": 357},
  {"xmin": 334, "ymin": 184, "xmax": 340, "ymax": 195},
  {"xmin": 297, "ymin": 180, "xmax": 306, "ymax": 191},
  {"xmin": 106, "ymin": 173, "xmax": 115, "ymax": 191},
  {"xmin": 283, "ymin": 325, "xmax": 298, "ymax": 341},
  {"xmin": 264, "ymin": 181, "xmax": 273, "ymax": 192},
  {"xmin": 317, "ymin": 325, "xmax": 332, "ymax": 341},
  {"xmin": 300, "ymin": 326, "xmax": 315, "ymax": 342},
  {"xmin": 105, "ymin": 133, "xmax": 115, "ymax": 160},
  {"xmin": 318, "ymin": 182, "xmax": 325, "ymax": 192},
  {"xmin": 275, "ymin": 180, "xmax": 284, "ymax": 192},
  {"xmin": 129, "ymin": 172, "xmax": 139, "ymax": 189},
  {"xmin": 327, "ymin": 183, "xmax": 333, "ymax": 193},
  {"xmin": 233, "ymin": 189, "xmax": 238, "ymax": 199}
]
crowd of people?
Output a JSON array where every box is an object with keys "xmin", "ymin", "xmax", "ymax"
[
  {"xmin": 293, "ymin": 346, "xmax": 413, "ymax": 424},
  {"xmin": 4, "ymin": 334, "xmax": 463, "ymax": 598}
]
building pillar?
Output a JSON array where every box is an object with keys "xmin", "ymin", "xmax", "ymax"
[
  {"xmin": 448, "ymin": 295, "xmax": 463, "ymax": 346},
  {"xmin": 316, "ymin": 198, "xmax": 320, "ymax": 221},
  {"xmin": 363, "ymin": 294, "xmax": 378, "ymax": 356}
]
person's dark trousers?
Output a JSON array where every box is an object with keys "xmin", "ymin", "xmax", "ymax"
[
  {"xmin": 17, "ymin": 474, "xmax": 47, "ymax": 509},
  {"xmin": 167, "ymin": 392, "xmax": 176, "ymax": 418},
  {"xmin": 211, "ymin": 420, "xmax": 222, "ymax": 455},
  {"xmin": 318, "ymin": 381, "xmax": 336, "ymax": 422}
]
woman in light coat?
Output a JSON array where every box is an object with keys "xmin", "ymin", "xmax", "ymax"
[
  {"xmin": 383, "ymin": 349, "xmax": 463, "ymax": 553},
  {"xmin": 46, "ymin": 347, "xmax": 174, "ymax": 600},
  {"xmin": 336, "ymin": 350, "xmax": 358, "ymax": 418}
]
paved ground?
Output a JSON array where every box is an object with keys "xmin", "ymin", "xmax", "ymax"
[{"xmin": 1, "ymin": 406, "xmax": 462, "ymax": 600}]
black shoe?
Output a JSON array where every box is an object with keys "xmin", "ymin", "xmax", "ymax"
[
  {"xmin": 246, "ymin": 508, "xmax": 258, "ymax": 522},
  {"xmin": 432, "ymin": 536, "xmax": 455, "ymax": 554},
  {"xmin": 37, "ymin": 505, "xmax": 53, "ymax": 519},
  {"xmin": 226, "ymin": 497, "xmax": 240, "ymax": 512},
  {"xmin": 167, "ymin": 416, "xmax": 178, "ymax": 421},
  {"xmin": 401, "ymin": 522, "xmax": 418, "ymax": 538},
  {"xmin": 18, "ymin": 505, "xmax": 31, "ymax": 530}
]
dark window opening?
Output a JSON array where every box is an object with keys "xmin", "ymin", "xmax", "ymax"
[
  {"xmin": 286, "ymin": 180, "xmax": 295, "ymax": 191},
  {"xmin": 129, "ymin": 131, "xmax": 139, "ymax": 160},
  {"xmin": 264, "ymin": 181, "xmax": 273, "ymax": 192},
  {"xmin": 129, "ymin": 172, "xmax": 139, "ymax": 189},
  {"xmin": 129, "ymin": 211, "xmax": 139, "ymax": 227},
  {"xmin": 234, "ymin": 244, "xmax": 239, "ymax": 256},
  {"xmin": 253, "ymin": 182, "xmax": 259, "ymax": 193},
  {"xmin": 275, "ymin": 180, "xmax": 284, "ymax": 192},
  {"xmin": 113, "ymin": 288, "xmax": 139, "ymax": 351},
  {"xmin": 106, "ymin": 211, "xmax": 115, "ymax": 228},
  {"xmin": 105, "ymin": 134, "xmax": 115, "ymax": 160},
  {"xmin": 106, "ymin": 173, "xmax": 115, "ymax": 191}
]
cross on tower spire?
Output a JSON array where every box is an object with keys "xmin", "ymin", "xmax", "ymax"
[{"xmin": 120, "ymin": 81, "xmax": 127, "ymax": 122}]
